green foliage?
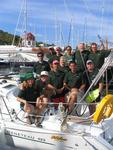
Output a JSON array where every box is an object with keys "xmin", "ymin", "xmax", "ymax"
[
  {"xmin": 0, "ymin": 29, "xmax": 52, "ymax": 46},
  {"xmin": 0, "ymin": 29, "xmax": 20, "ymax": 45}
]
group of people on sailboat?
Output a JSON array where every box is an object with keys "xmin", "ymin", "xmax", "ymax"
[{"xmin": 17, "ymin": 42, "xmax": 111, "ymax": 125}]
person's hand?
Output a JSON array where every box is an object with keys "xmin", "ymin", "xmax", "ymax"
[
  {"xmin": 63, "ymin": 83, "xmax": 70, "ymax": 90},
  {"xmin": 63, "ymin": 83, "xmax": 67, "ymax": 88},
  {"xmin": 56, "ymin": 87, "xmax": 64, "ymax": 94},
  {"xmin": 52, "ymin": 88, "xmax": 57, "ymax": 95}
]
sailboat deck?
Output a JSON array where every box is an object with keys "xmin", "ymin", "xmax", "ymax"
[{"xmin": 67, "ymin": 115, "xmax": 92, "ymax": 125}]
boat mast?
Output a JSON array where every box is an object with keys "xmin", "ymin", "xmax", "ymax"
[
  {"xmin": 105, "ymin": 36, "xmax": 108, "ymax": 50},
  {"xmin": 71, "ymin": 21, "xmax": 74, "ymax": 49},
  {"xmin": 83, "ymin": 18, "xmax": 87, "ymax": 44},
  {"xmin": 24, "ymin": 0, "xmax": 27, "ymax": 47},
  {"xmin": 100, "ymin": 0, "xmax": 105, "ymax": 37},
  {"xmin": 44, "ymin": 24, "xmax": 47, "ymax": 46},
  {"xmin": 97, "ymin": 34, "xmax": 105, "ymax": 50},
  {"xmin": 67, "ymin": 19, "xmax": 72, "ymax": 45},
  {"xmin": 12, "ymin": 0, "xmax": 25, "ymax": 46},
  {"xmin": 54, "ymin": 9, "xmax": 58, "ymax": 46}
]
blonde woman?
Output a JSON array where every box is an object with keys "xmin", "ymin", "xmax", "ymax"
[{"xmin": 17, "ymin": 73, "xmax": 39, "ymax": 124}]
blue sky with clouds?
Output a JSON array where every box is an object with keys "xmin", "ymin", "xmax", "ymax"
[{"xmin": 0, "ymin": 0, "xmax": 113, "ymax": 48}]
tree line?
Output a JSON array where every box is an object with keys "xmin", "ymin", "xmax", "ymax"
[
  {"xmin": 0, "ymin": 29, "xmax": 53, "ymax": 47},
  {"xmin": 0, "ymin": 30, "xmax": 19, "ymax": 45}
]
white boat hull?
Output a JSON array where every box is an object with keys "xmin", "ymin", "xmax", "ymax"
[
  {"xmin": 0, "ymin": 79, "xmax": 113, "ymax": 150},
  {"xmin": 0, "ymin": 116, "xmax": 113, "ymax": 150}
]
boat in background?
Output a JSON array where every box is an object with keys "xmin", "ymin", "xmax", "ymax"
[
  {"xmin": 0, "ymin": 31, "xmax": 49, "ymax": 72},
  {"xmin": 0, "ymin": 32, "xmax": 48, "ymax": 61},
  {"xmin": 0, "ymin": 0, "xmax": 49, "ymax": 66}
]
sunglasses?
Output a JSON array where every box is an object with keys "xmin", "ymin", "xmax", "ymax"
[{"xmin": 53, "ymin": 63, "xmax": 59, "ymax": 65}]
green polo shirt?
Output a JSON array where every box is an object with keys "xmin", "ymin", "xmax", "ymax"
[
  {"xmin": 35, "ymin": 79, "xmax": 48, "ymax": 95},
  {"xmin": 46, "ymin": 52, "xmax": 56, "ymax": 60},
  {"xmin": 48, "ymin": 55, "xmax": 59, "ymax": 64},
  {"xmin": 88, "ymin": 50, "xmax": 110, "ymax": 69},
  {"xmin": 64, "ymin": 71, "xmax": 82, "ymax": 88},
  {"xmin": 58, "ymin": 65, "xmax": 69, "ymax": 74},
  {"xmin": 17, "ymin": 84, "xmax": 39, "ymax": 106},
  {"xmin": 48, "ymin": 54, "xmax": 62, "ymax": 64},
  {"xmin": 48, "ymin": 70, "xmax": 65, "ymax": 88},
  {"xmin": 34, "ymin": 61, "xmax": 50, "ymax": 74},
  {"xmin": 63, "ymin": 53, "xmax": 73, "ymax": 65},
  {"xmin": 73, "ymin": 50, "xmax": 90, "ymax": 73},
  {"xmin": 82, "ymin": 68, "xmax": 103, "ymax": 91}
]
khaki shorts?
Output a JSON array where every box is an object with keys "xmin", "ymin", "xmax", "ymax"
[{"xmin": 28, "ymin": 104, "xmax": 36, "ymax": 114}]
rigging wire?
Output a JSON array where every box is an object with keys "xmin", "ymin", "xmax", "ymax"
[
  {"xmin": 63, "ymin": 0, "xmax": 72, "ymax": 21},
  {"xmin": 12, "ymin": 0, "xmax": 25, "ymax": 45},
  {"xmin": 67, "ymin": 19, "xmax": 72, "ymax": 45},
  {"xmin": 82, "ymin": 18, "xmax": 87, "ymax": 43},
  {"xmin": 81, "ymin": 0, "xmax": 93, "ymax": 16},
  {"xmin": 100, "ymin": 0, "xmax": 105, "ymax": 37},
  {"xmin": 63, "ymin": 0, "xmax": 73, "ymax": 45},
  {"xmin": 59, "ymin": 23, "xmax": 65, "ymax": 47}
]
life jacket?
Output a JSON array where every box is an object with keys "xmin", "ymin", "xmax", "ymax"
[{"xmin": 86, "ymin": 89, "xmax": 99, "ymax": 103}]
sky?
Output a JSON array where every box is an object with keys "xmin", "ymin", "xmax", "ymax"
[{"xmin": 0, "ymin": 0, "xmax": 113, "ymax": 48}]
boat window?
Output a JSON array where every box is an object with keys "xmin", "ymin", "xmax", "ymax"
[{"xmin": 3, "ymin": 84, "xmax": 16, "ymax": 90}]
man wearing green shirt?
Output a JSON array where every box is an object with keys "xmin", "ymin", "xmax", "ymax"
[
  {"xmin": 48, "ymin": 60, "xmax": 65, "ymax": 98},
  {"xmin": 73, "ymin": 43, "xmax": 90, "ymax": 74},
  {"xmin": 64, "ymin": 61, "xmax": 83, "ymax": 112},
  {"xmin": 48, "ymin": 47, "xmax": 62, "ymax": 65},
  {"xmin": 35, "ymin": 71, "xmax": 49, "ymax": 118},
  {"xmin": 17, "ymin": 73, "xmax": 40, "ymax": 124},
  {"xmin": 58, "ymin": 56, "xmax": 69, "ymax": 74},
  {"xmin": 47, "ymin": 59, "xmax": 67, "ymax": 109},
  {"xmin": 34, "ymin": 50, "xmax": 50, "ymax": 75},
  {"xmin": 63, "ymin": 45, "xmax": 73, "ymax": 66},
  {"xmin": 88, "ymin": 42, "xmax": 110, "ymax": 69},
  {"xmin": 82, "ymin": 60, "xmax": 104, "ymax": 115}
]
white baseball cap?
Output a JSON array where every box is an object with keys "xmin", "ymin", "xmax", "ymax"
[
  {"xmin": 86, "ymin": 60, "xmax": 93, "ymax": 64},
  {"xmin": 40, "ymin": 71, "xmax": 49, "ymax": 76}
]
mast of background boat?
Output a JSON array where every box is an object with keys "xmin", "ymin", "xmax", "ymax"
[
  {"xmin": 67, "ymin": 19, "xmax": 72, "ymax": 45},
  {"xmin": 98, "ymin": 0, "xmax": 108, "ymax": 50},
  {"xmin": 59, "ymin": 23, "xmax": 62, "ymax": 47},
  {"xmin": 10, "ymin": 0, "xmax": 24, "ymax": 72},
  {"xmin": 54, "ymin": 10, "xmax": 62, "ymax": 47},
  {"xmin": 71, "ymin": 20, "xmax": 74, "ymax": 49},
  {"xmin": 24, "ymin": 0, "xmax": 27, "ymax": 47},
  {"xmin": 58, "ymin": 21, "xmax": 66, "ymax": 47},
  {"xmin": 54, "ymin": 9, "xmax": 60, "ymax": 46},
  {"xmin": 12, "ymin": 0, "xmax": 28, "ymax": 47},
  {"xmin": 12, "ymin": 0, "xmax": 25, "ymax": 46},
  {"xmin": 63, "ymin": 0, "xmax": 72, "ymax": 46},
  {"xmin": 97, "ymin": 35, "xmax": 109, "ymax": 94},
  {"xmin": 105, "ymin": 36, "xmax": 108, "ymax": 50},
  {"xmin": 82, "ymin": 18, "xmax": 87, "ymax": 44},
  {"xmin": 98, "ymin": 35, "xmax": 105, "ymax": 50},
  {"xmin": 44, "ymin": 24, "xmax": 47, "ymax": 47},
  {"xmin": 100, "ymin": 0, "xmax": 105, "ymax": 40}
]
